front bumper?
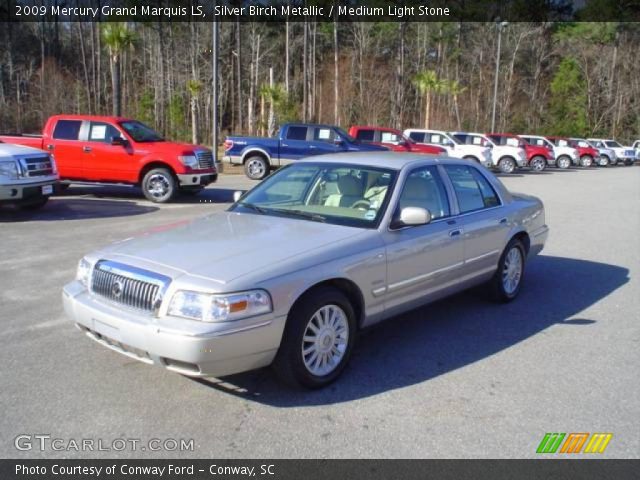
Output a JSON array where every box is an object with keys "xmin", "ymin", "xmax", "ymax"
[
  {"xmin": 0, "ymin": 179, "xmax": 57, "ymax": 204},
  {"xmin": 176, "ymin": 172, "xmax": 218, "ymax": 187},
  {"xmin": 63, "ymin": 281, "xmax": 286, "ymax": 378}
]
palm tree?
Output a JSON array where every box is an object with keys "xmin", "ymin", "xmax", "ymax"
[
  {"xmin": 412, "ymin": 70, "xmax": 448, "ymax": 129},
  {"xmin": 102, "ymin": 23, "xmax": 136, "ymax": 116}
]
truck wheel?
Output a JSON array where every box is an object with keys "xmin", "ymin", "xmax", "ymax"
[
  {"xmin": 609, "ymin": 158, "xmax": 618, "ymax": 166},
  {"xmin": 142, "ymin": 168, "xmax": 177, "ymax": 203},
  {"xmin": 579, "ymin": 155, "xmax": 593, "ymax": 168},
  {"xmin": 498, "ymin": 157, "xmax": 516, "ymax": 174},
  {"xmin": 20, "ymin": 197, "xmax": 49, "ymax": 210},
  {"xmin": 273, "ymin": 287, "xmax": 356, "ymax": 389},
  {"xmin": 557, "ymin": 156, "xmax": 571, "ymax": 169},
  {"xmin": 529, "ymin": 156, "xmax": 546, "ymax": 172},
  {"xmin": 597, "ymin": 156, "xmax": 609, "ymax": 167},
  {"xmin": 488, "ymin": 238, "xmax": 526, "ymax": 303},
  {"xmin": 244, "ymin": 156, "xmax": 269, "ymax": 180}
]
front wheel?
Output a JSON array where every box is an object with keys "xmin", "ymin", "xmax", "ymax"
[
  {"xmin": 597, "ymin": 156, "xmax": 609, "ymax": 167},
  {"xmin": 498, "ymin": 157, "xmax": 516, "ymax": 174},
  {"xmin": 579, "ymin": 155, "xmax": 594, "ymax": 168},
  {"xmin": 142, "ymin": 168, "xmax": 177, "ymax": 203},
  {"xmin": 557, "ymin": 156, "xmax": 571, "ymax": 169},
  {"xmin": 529, "ymin": 156, "xmax": 546, "ymax": 172},
  {"xmin": 489, "ymin": 238, "xmax": 526, "ymax": 303},
  {"xmin": 273, "ymin": 287, "xmax": 356, "ymax": 389},
  {"xmin": 244, "ymin": 156, "xmax": 269, "ymax": 180}
]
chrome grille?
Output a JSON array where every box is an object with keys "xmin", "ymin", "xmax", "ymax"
[
  {"xmin": 21, "ymin": 156, "xmax": 54, "ymax": 177},
  {"xmin": 90, "ymin": 260, "xmax": 170, "ymax": 314},
  {"xmin": 195, "ymin": 150, "xmax": 214, "ymax": 169}
]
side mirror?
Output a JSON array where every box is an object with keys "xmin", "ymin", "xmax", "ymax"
[
  {"xmin": 392, "ymin": 207, "xmax": 432, "ymax": 229},
  {"xmin": 111, "ymin": 136, "xmax": 126, "ymax": 146},
  {"xmin": 334, "ymin": 137, "xmax": 344, "ymax": 146},
  {"xmin": 233, "ymin": 191, "xmax": 243, "ymax": 202}
]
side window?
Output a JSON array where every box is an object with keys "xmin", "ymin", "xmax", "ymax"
[
  {"xmin": 396, "ymin": 166, "xmax": 450, "ymax": 220},
  {"xmin": 355, "ymin": 129, "xmax": 375, "ymax": 142},
  {"xmin": 444, "ymin": 165, "xmax": 501, "ymax": 213},
  {"xmin": 52, "ymin": 120, "xmax": 82, "ymax": 140},
  {"xmin": 381, "ymin": 131, "xmax": 401, "ymax": 143},
  {"xmin": 314, "ymin": 127, "xmax": 335, "ymax": 143},
  {"xmin": 430, "ymin": 134, "xmax": 443, "ymax": 145},
  {"xmin": 408, "ymin": 131, "xmax": 425, "ymax": 143},
  {"xmin": 89, "ymin": 122, "xmax": 122, "ymax": 143},
  {"xmin": 286, "ymin": 126, "xmax": 307, "ymax": 141}
]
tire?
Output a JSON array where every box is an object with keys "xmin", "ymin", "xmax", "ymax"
[
  {"xmin": 498, "ymin": 157, "xmax": 516, "ymax": 174},
  {"xmin": 273, "ymin": 287, "xmax": 357, "ymax": 389},
  {"xmin": 489, "ymin": 238, "xmax": 526, "ymax": 303},
  {"xmin": 624, "ymin": 159, "xmax": 634, "ymax": 166},
  {"xmin": 180, "ymin": 186, "xmax": 204, "ymax": 196},
  {"xmin": 579, "ymin": 155, "xmax": 593, "ymax": 168},
  {"xmin": 141, "ymin": 168, "xmax": 177, "ymax": 203},
  {"xmin": 529, "ymin": 156, "xmax": 546, "ymax": 172},
  {"xmin": 597, "ymin": 155, "xmax": 609, "ymax": 167},
  {"xmin": 557, "ymin": 155, "xmax": 571, "ymax": 169},
  {"xmin": 20, "ymin": 196, "xmax": 49, "ymax": 210},
  {"xmin": 244, "ymin": 155, "xmax": 269, "ymax": 180},
  {"xmin": 609, "ymin": 158, "xmax": 618, "ymax": 166}
]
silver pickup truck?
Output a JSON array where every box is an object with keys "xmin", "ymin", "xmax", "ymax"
[{"xmin": 0, "ymin": 143, "xmax": 58, "ymax": 210}]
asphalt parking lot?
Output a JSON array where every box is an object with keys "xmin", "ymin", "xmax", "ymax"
[{"xmin": 1, "ymin": 165, "xmax": 638, "ymax": 459}]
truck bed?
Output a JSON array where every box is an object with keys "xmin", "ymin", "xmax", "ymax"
[{"xmin": 0, "ymin": 134, "xmax": 44, "ymax": 149}]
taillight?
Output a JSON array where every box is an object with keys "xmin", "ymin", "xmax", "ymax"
[{"xmin": 224, "ymin": 139, "xmax": 234, "ymax": 151}]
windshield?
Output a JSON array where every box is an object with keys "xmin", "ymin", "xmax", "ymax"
[
  {"xmin": 604, "ymin": 140, "xmax": 622, "ymax": 148},
  {"xmin": 119, "ymin": 121, "xmax": 164, "ymax": 142},
  {"xmin": 229, "ymin": 163, "xmax": 397, "ymax": 228}
]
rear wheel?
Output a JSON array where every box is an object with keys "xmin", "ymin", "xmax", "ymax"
[
  {"xmin": 244, "ymin": 156, "xmax": 269, "ymax": 180},
  {"xmin": 489, "ymin": 238, "xmax": 526, "ymax": 303},
  {"xmin": 579, "ymin": 155, "xmax": 593, "ymax": 168},
  {"xmin": 142, "ymin": 168, "xmax": 177, "ymax": 203},
  {"xmin": 557, "ymin": 155, "xmax": 571, "ymax": 169},
  {"xmin": 498, "ymin": 157, "xmax": 516, "ymax": 174},
  {"xmin": 273, "ymin": 287, "xmax": 356, "ymax": 389},
  {"xmin": 529, "ymin": 156, "xmax": 546, "ymax": 172}
]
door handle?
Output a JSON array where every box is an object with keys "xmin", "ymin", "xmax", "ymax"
[
  {"xmin": 281, "ymin": 143, "xmax": 289, "ymax": 147},
  {"xmin": 83, "ymin": 146, "xmax": 92, "ymax": 153},
  {"xmin": 499, "ymin": 217, "xmax": 507, "ymax": 224},
  {"xmin": 47, "ymin": 144, "xmax": 54, "ymax": 150},
  {"xmin": 449, "ymin": 229, "xmax": 462, "ymax": 237}
]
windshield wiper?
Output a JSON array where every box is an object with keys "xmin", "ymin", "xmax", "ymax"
[
  {"xmin": 237, "ymin": 201, "xmax": 268, "ymax": 214},
  {"xmin": 269, "ymin": 208, "xmax": 327, "ymax": 223}
]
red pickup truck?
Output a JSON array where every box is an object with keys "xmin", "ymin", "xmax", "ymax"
[
  {"xmin": 348, "ymin": 126, "xmax": 446, "ymax": 155},
  {"xmin": 0, "ymin": 115, "xmax": 217, "ymax": 203}
]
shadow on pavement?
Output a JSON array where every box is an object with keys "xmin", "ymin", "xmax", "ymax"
[
  {"xmin": 58, "ymin": 185, "xmax": 239, "ymax": 204},
  {"xmin": 192, "ymin": 255, "xmax": 629, "ymax": 405},
  {"xmin": 0, "ymin": 198, "xmax": 158, "ymax": 222}
]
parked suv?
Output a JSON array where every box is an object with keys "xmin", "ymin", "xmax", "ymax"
[
  {"xmin": 0, "ymin": 143, "xmax": 58, "ymax": 210},
  {"xmin": 452, "ymin": 132, "xmax": 526, "ymax": 174},
  {"xmin": 520, "ymin": 135, "xmax": 577, "ymax": 169},
  {"xmin": 403, "ymin": 129, "xmax": 491, "ymax": 167},
  {"xmin": 487, "ymin": 133, "xmax": 555, "ymax": 172},
  {"xmin": 587, "ymin": 138, "xmax": 636, "ymax": 166}
]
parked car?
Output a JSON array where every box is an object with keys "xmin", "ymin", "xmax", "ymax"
[
  {"xmin": 577, "ymin": 138, "xmax": 616, "ymax": 167},
  {"xmin": 63, "ymin": 152, "xmax": 548, "ymax": 389},
  {"xmin": 586, "ymin": 138, "xmax": 635, "ymax": 166},
  {"xmin": 487, "ymin": 133, "xmax": 555, "ymax": 172},
  {"xmin": 519, "ymin": 134, "xmax": 577, "ymax": 169},
  {"xmin": 223, "ymin": 123, "xmax": 388, "ymax": 180},
  {"xmin": 403, "ymin": 128, "xmax": 492, "ymax": 168},
  {"xmin": 564, "ymin": 138, "xmax": 601, "ymax": 167},
  {"xmin": 0, "ymin": 115, "xmax": 217, "ymax": 203},
  {"xmin": 348, "ymin": 125, "xmax": 446, "ymax": 155},
  {"xmin": 452, "ymin": 131, "xmax": 526, "ymax": 174},
  {"xmin": 0, "ymin": 142, "xmax": 58, "ymax": 210}
]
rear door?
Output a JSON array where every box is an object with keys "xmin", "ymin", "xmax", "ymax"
[
  {"xmin": 83, "ymin": 121, "xmax": 135, "ymax": 182},
  {"xmin": 50, "ymin": 119, "xmax": 84, "ymax": 179},
  {"xmin": 307, "ymin": 126, "xmax": 344, "ymax": 156},
  {"xmin": 442, "ymin": 164, "xmax": 509, "ymax": 279},
  {"xmin": 279, "ymin": 125, "xmax": 310, "ymax": 164}
]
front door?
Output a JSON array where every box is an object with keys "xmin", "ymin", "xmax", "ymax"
[{"xmin": 82, "ymin": 122, "xmax": 135, "ymax": 182}]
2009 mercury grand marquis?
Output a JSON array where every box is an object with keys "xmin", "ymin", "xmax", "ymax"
[{"xmin": 63, "ymin": 152, "xmax": 548, "ymax": 388}]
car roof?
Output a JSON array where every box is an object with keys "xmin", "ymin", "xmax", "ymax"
[
  {"xmin": 50, "ymin": 114, "xmax": 133, "ymax": 123},
  {"xmin": 297, "ymin": 151, "xmax": 467, "ymax": 170},
  {"xmin": 350, "ymin": 125, "xmax": 400, "ymax": 132}
]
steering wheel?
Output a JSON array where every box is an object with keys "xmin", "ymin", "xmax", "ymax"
[{"xmin": 351, "ymin": 200, "xmax": 372, "ymax": 210}]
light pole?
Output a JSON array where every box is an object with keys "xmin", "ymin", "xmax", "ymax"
[
  {"xmin": 491, "ymin": 21, "xmax": 508, "ymax": 133},
  {"xmin": 212, "ymin": 9, "xmax": 219, "ymax": 167}
]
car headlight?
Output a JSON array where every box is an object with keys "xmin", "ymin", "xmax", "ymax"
[
  {"xmin": 0, "ymin": 161, "xmax": 19, "ymax": 180},
  {"xmin": 178, "ymin": 155, "xmax": 199, "ymax": 168},
  {"xmin": 168, "ymin": 289, "xmax": 272, "ymax": 322},
  {"xmin": 76, "ymin": 257, "xmax": 92, "ymax": 287}
]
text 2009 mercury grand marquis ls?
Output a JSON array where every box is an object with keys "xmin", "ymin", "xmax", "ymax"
[{"xmin": 63, "ymin": 152, "xmax": 548, "ymax": 389}]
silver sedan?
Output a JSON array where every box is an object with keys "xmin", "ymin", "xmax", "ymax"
[{"xmin": 63, "ymin": 153, "xmax": 548, "ymax": 389}]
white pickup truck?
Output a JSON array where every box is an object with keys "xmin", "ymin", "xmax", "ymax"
[
  {"xmin": 0, "ymin": 143, "xmax": 58, "ymax": 210},
  {"xmin": 587, "ymin": 138, "xmax": 636, "ymax": 166},
  {"xmin": 452, "ymin": 132, "xmax": 526, "ymax": 174},
  {"xmin": 403, "ymin": 129, "xmax": 492, "ymax": 168}
]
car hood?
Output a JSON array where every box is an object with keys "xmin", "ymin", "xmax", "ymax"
[{"xmin": 96, "ymin": 211, "xmax": 366, "ymax": 284}]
